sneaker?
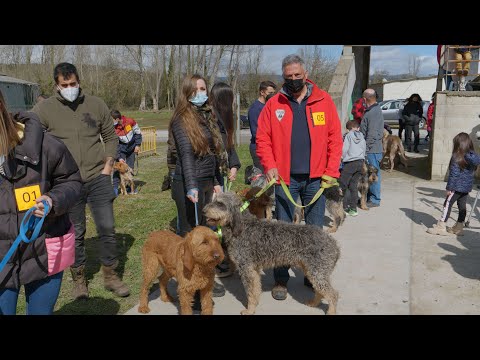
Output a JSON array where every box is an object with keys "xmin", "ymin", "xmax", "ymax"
[
  {"xmin": 215, "ymin": 263, "xmax": 233, "ymax": 278},
  {"xmin": 366, "ymin": 201, "xmax": 380, "ymax": 208},
  {"xmin": 271, "ymin": 283, "xmax": 288, "ymax": 301},
  {"xmin": 348, "ymin": 208, "xmax": 358, "ymax": 217},
  {"xmin": 212, "ymin": 281, "xmax": 226, "ymax": 297}
]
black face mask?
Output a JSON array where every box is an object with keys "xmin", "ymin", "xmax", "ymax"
[
  {"xmin": 284, "ymin": 78, "xmax": 305, "ymax": 93},
  {"xmin": 265, "ymin": 93, "xmax": 275, "ymax": 102}
]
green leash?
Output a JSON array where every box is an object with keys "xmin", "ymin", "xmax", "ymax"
[{"xmin": 278, "ymin": 174, "xmax": 339, "ymax": 208}]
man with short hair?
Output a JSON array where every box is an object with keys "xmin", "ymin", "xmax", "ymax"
[
  {"xmin": 33, "ymin": 62, "xmax": 130, "ymax": 300},
  {"xmin": 248, "ymin": 80, "xmax": 277, "ymax": 171},
  {"xmin": 360, "ymin": 88, "xmax": 384, "ymax": 208},
  {"xmin": 256, "ymin": 54, "xmax": 343, "ymax": 301}
]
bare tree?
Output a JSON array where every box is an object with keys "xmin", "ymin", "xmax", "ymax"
[
  {"xmin": 370, "ymin": 69, "xmax": 390, "ymax": 84},
  {"xmin": 408, "ymin": 54, "xmax": 422, "ymax": 77},
  {"xmin": 125, "ymin": 45, "xmax": 147, "ymax": 110}
]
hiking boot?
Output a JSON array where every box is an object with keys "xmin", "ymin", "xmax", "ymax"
[
  {"xmin": 212, "ymin": 281, "xmax": 226, "ymax": 297},
  {"xmin": 101, "ymin": 260, "xmax": 130, "ymax": 297},
  {"xmin": 271, "ymin": 283, "xmax": 288, "ymax": 301},
  {"xmin": 427, "ymin": 220, "xmax": 449, "ymax": 236},
  {"xmin": 70, "ymin": 265, "xmax": 89, "ymax": 300},
  {"xmin": 447, "ymin": 222, "xmax": 464, "ymax": 236}
]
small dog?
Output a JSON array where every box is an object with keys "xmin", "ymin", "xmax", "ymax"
[
  {"xmin": 238, "ymin": 186, "xmax": 274, "ymax": 220},
  {"xmin": 382, "ymin": 129, "xmax": 408, "ymax": 172},
  {"xmin": 358, "ymin": 161, "xmax": 379, "ymax": 210},
  {"xmin": 113, "ymin": 161, "xmax": 135, "ymax": 195},
  {"xmin": 138, "ymin": 226, "xmax": 224, "ymax": 315},
  {"xmin": 204, "ymin": 192, "xmax": 340, "ymax": 315}
]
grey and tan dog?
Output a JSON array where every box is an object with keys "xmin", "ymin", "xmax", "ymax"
[{"xmin": 203, "ymin": 192, "xmax": 340, "ymax": 315}]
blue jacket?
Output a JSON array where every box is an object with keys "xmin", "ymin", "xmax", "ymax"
[{"xmin": 446, "ymin": 151, "xmax": 480, "ymax": 193}]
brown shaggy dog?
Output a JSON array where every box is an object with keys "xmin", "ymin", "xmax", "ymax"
[
  {"xmin": 238, "ymin": 186, "xmax": 274, "ymax": 220},
  {"xmin": 138, "ymin": 226, "xmax": 224, "ymax": 315},
  {"xmin": 358, "ymin": 162, "xmax": 379, "ymax": 211},
  {"xmin": 382, "ymin": 129, "xmax": 408, "ymax": 172},
  {"xmin": 113, "ymin": 161, "xmax": 135, "ymax": 195}
]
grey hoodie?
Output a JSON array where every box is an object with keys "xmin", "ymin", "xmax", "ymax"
[{"xmin": 342, "ymin": 130, "xmax": 366, "ymax": 162}]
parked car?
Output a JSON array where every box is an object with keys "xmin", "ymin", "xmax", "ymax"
[
  {"xmin": 379, "ymin": 99, "xmax": 429, "ymax": 129},
  {"xmin": 240, "ymin": 114, "xmax": 249, "ymax": 129}
]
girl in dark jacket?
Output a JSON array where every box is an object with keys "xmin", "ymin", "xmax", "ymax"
[
  {"xmin": 402, "ymin": 93, "xmax": 423, "ymax": 153},
  {"xmin": 427, "ymin": 132, "xmax": 480, "ymax": 236},
  {"xmin": 209, "ymin": 82, "xmax": 241, "ymax": 188},
  {"xmin": 0, "ymin": 90, "xmax": 82, "ymax": 315}
]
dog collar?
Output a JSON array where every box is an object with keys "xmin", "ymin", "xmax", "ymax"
[{"xmin": 250, "ymin": 174, "xmax": 263, "ymax": 182}]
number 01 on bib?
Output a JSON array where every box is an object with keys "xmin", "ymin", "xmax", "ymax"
[{"xmin": 14, "ymin": 184, "xmax": 42, "ymax": 211}]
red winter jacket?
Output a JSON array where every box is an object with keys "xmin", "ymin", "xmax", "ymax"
[
  {"xmin": 256, "ymin": 79, "xmax": 343, "ymax": 185},
  {"xmin": 427, "ymin": 101, "xmax": 434, "ymax": 131},
  {"xmin": 351, "ymin": 98, "xmax": 366, "ymax": 122}
]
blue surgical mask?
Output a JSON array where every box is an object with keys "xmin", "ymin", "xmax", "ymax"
[{"xmin": 189, "ymin": 91, "xmax": 208, "ymax": 107}]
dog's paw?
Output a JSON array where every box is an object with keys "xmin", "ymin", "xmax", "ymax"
[
  {"xmin": 138, "ymin": 305, "xmax": 151, "ymax": 314},
  {"xmin": 360, "ymin": 206, "xmax": 369, "ymax": 211},
  {"xmin": 240, "ymin": 309, "xmax": 255, "ymax": 315},
  {"xmin": 326, "ymin": 227, "xmax": 337, "ymax": 234},
  {"xmin": 160, "ymin": 294, "xmax": 175, "ymax": 303},
  {"xmin": 306, "ymin": 299, "xmax": 321, "ymax": 308}
]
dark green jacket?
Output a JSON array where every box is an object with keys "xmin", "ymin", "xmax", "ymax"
[{"xmin": 33, "ymin": 89, "xmax": 118, "ymax": 182}]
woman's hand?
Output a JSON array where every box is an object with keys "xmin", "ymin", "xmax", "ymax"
[
  {"xmin": 446, "ymin": 190, "xmax": 453, "ymax": 197},
  {"xmin": 214, "ymin": 185, "xmax": 223, "ymax": 194},
  {"xmin": 186, "ymin": 188, "xmax": 199, "ymax": 203},
  {"xmin": 33, "ymin": 195, "xmax": 53, "ymax": 218},
  {"xmin": 228, "ymin": 167, "xmax": 238, "ymax": 181}
]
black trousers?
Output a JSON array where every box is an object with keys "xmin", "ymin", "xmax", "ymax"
[
  {"xmin": 405, "ymin": 124, "xmax": 419, "ymax": 149},
  {"xmin": 339, "ymin": 159, "xmax": 364, "ymax": 210},
  {"xmin": 171, "ymin": 177, "xmax": 214, "ymax": 237},
  {"xmin": 249, "ymin": 143, "xmax": 263, "ymax": 172},
  {"xmin": 69, "ymin": 174, "xmax": 117, "ymax": 267},
  {"xmin": 398, "ymin": 119, "xmax": 405, "ymax": 141},
  {"xmin": 440, "ymin": 191, "xmax": 468, "ymax": 223}
]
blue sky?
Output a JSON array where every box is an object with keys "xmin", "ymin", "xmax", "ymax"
[{"xmin": 262, "ymin": 45, "xmax": 438, "ymax": 76}]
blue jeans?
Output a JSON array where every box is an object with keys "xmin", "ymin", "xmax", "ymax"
[
  {"xmin": 273, "ymin": 174, "xmax": 326, "ymax": 285},
  {"xmin": 0, "ymin": 271, "xmax": 63, "ymax": 315},
  {"xmin": 366, "ymin": 153, "xmax": 382, "ymax": 205}
]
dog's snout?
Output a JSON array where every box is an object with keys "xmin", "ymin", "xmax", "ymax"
[{"xmin": 213, "ymin": 252, "xmax": 220, "ymax": 260}]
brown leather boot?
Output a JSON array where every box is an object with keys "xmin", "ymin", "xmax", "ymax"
[
  {"xmin": 102, "ymin": 260, "xmax": 130, "ymax": 297},
  {"xmin": 447, "ymin": 222, "xmax": 464, "ymax": 236},
  {"xmin": 70, "ymin": 265, "xmax": 89, "ymax": 300}
]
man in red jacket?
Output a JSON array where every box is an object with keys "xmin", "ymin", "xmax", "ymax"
[{"xmin": 256, "ymin": 54, "xmax": 343, "ymax": 301}]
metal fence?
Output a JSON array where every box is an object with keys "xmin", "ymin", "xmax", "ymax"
[{"xmin": 138, "ymin": 126, "xmax": 157, "ymax": 158}]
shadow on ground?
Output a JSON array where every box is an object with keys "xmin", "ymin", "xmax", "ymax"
[
  {"xmin": 399, "ymin": 207, "xmax": 437, "ymax": 227},
  {"xmin": 84, "ymin": 233, "xmax": 136, "ymax": 281},
  {"xmin": 55, "ymin": 297, "xmax": 120, "ymax": 315},
  {"xmin": 437, "ymin": 229, "xmax": 480, "ymax": 280}
]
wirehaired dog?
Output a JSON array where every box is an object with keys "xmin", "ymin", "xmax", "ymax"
[
  {"xmin": 382, "ymin": 129, "xmax": 408, "ymax": 172},
  {"xmin": 113, "ymin": 161, "xmax": 135, "ymax": 195},
  {"xmin": 291, "ymin": 187, "xmax": 345, "ymax": 233},
  {"xmin": 138, "ymin": 226, "xmax": 224, "ymax": 315},
  {"xmin": 203, "ymin": 192, "xmax": 340, "ymax": 315},
  {"xmin": 244, "ymin": 165, "xmax": 274, "ymax": 219},
  {"xmin": 358, "ymin": 162, "xmax": 379, "ymax": 210}
]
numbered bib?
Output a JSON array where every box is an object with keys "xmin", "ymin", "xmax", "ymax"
[
  {"xmin": 312, "ymin": 112, "xmax": 326, "ymax": 126},
  {"xmin": 125, "ymin": 124, "xmax": 132, "ymax": 132},
  {"xmin": 14, "ymin": 184, "xmax": 42, "ymax": 212}
]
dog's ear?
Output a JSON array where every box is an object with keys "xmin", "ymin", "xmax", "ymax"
[
  {"xmin": 182, "ymin": 235, "xmax": 195, "ymax": 275},
  {"xmin": 229, "ymin": 204, "xmax": 244, "ymax": 237}
]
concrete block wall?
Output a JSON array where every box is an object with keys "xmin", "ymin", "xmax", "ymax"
[{"xmin": 430, "ymin": 91, "xmax": 480, "ymax": 181}]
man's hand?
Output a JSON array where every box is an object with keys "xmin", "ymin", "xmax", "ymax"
[
  {"xmin": 214, "ymin": 185, "xmax": 222, "ymax": 194},
  {"xmin": 134, "ymin": 146, "xmax": 141, "ymax": 154},
  {"xmin": 266, "ymin": 168, "xmax": 278, "ymax": 182},
  {"xmin": 119, "ymin": 158, "xmax": 126, "ymax": 163},
  {"xmin": 187, "ymin": 188, "xmax": 199, "ymax": 203},
  {"xmin": 33, "ymin": 195, "xmax": 53, "ymax": 218},
  {"xmin": 102, "ymin": 157, "xmax": 114, "ymax": 175},
  {"xmin": 228, "ymin": 167, "xmax": 238, "ymax": 181}
]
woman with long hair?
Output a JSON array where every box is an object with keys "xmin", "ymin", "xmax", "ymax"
[
  {"xmin": 0, "ymin": 90, "xmax": 81, "ymax": 314},
  {"xmin": 427, "ymin": 132, "xmax": 480, "ymax": 236},
  {"xmin": 209, "ymin": 82, "xmax": 241, "ymax": 187},
  {"xmin": 169, "ymin": 74, "xmax": 224, "ymax": 236},
  {"xmin": 401, "ymin": 93, "xmax": 423, "ymax": 153}
]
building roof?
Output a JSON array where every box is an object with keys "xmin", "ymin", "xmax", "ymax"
[{"xmin": 0, "ymin": 74, "xmax": 38, "ymax": 85}]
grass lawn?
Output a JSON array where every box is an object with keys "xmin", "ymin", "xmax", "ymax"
[
  {"xmin": 14, "ymin": 143, "xmax": 254, "ymax": 315},
  {"xmin": 121, "ymin": 110, "xmax": 173, "ymax": 130}
]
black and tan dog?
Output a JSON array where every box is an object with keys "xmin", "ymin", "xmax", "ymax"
[{"xmin": 358, "ymin": 161, "xmax": 379, "ymax": 210}]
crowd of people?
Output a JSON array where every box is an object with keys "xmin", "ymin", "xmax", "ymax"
[{"xmin": 1, "ymin": 54, "xmax": 479, "ymax": 315}]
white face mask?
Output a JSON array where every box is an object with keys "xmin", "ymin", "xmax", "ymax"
[{"xmin": 58, "ymin": 86, "xmax": 80, "ymax": 102}]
